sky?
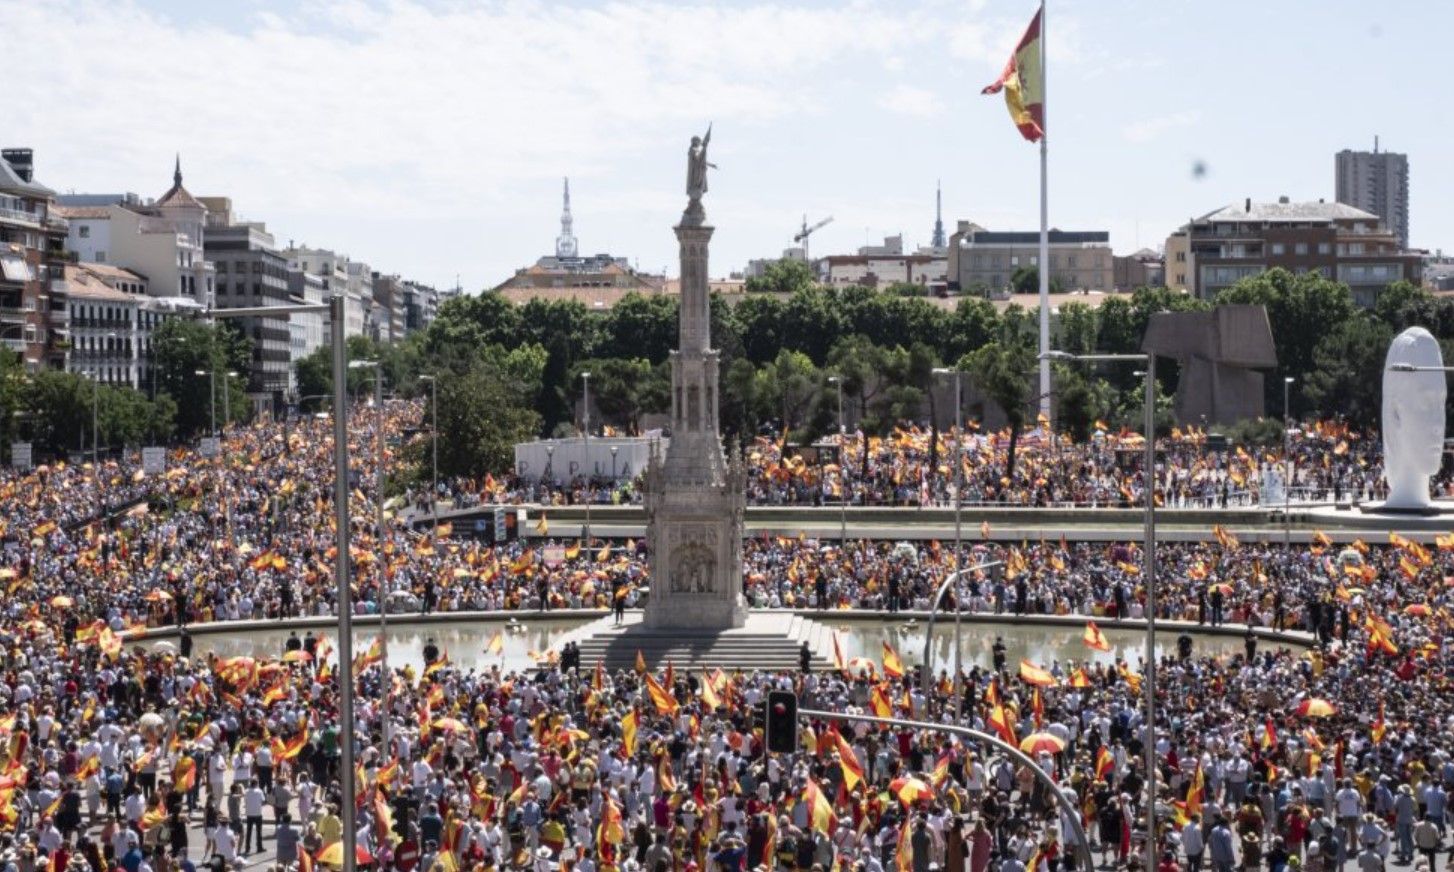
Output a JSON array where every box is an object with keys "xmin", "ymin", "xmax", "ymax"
[{"xmin": 7, "ymin": 0, "xmax": 1451, "ymax": 291}]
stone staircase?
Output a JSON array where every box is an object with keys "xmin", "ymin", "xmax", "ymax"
[{"xmin": 558, "ymin": 612, "xmax": 837, "ymax": 672}]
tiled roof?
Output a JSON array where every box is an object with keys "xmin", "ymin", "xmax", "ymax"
[{"xmin": 54, "ymin": 205, "xmax": 112, "ymax": 220}]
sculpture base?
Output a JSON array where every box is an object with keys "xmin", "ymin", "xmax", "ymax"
[
  {"xmin": 1359, "ymin": 502, "xmax": 1447, "ymax": 517},
  {"xmin": 556, "ymin": 611, "xmax": 832, "ymax": 671},
  {"xmin": 645, "ymin": 594, "xmax": 748, "ymax": 630}
]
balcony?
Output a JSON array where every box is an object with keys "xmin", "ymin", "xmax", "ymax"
[
  {"xmin": 2, "ymin": 338, "xmax": 25, "ymax": 353},
  {"xmin": 0, "ymin": 206, "xmax": 41, "ymax": 228},
  {"xmin": 44, "ymin": 214, "xmax": 69, "ymax": 233}
]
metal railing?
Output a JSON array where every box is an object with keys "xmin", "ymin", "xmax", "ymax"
[{"xmin": 0, "ymin": 206, "xmax": 41, "ymax": 226}]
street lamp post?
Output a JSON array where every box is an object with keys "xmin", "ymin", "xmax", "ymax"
[
  {"xmin": 417, "ymin": 375, "xmax": 439, "ymax": 531},
  {"xmin": 827, "ymin": 375, "xmax": 847, "ymax": 545},
  {"xmin": 194, "ymin": 368, "xmax": 216, "ymax": 440},
  {"xmin": 1046, "ymin": 350, "xmax": 1157, "ymax": 871},
  {"xmin": 203, "ymin": 296, "xmax": 355, "ymax": 872},
  {"xmin": 351, "ymin": 359, "xmax": 390, "ymax": 749},
  {"xmin": 1283, "ymin": 376, "xmax": 1294, "ymax": 549},
  {"xmin": 610, "ymin": 446, "xmax": 620, "ymax": 482},
  {"xmin": 932, "ymin": 366, "xmax": 965, "ymax": 716},
  {"xmin": 581, "ymin": 371, "xmax": 592, "ymax": 545}
]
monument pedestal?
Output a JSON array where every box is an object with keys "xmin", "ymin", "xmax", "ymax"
[{"xmin": 639, "ymin": 215, "xmax": 749, "ymax": 631}]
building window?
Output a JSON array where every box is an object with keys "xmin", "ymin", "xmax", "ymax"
[
  {"xmin": 79, "ymin": 226, "xmax": 90, "ymax": 239},
  {"xmin": 1295, "ymin": 243, "xmax": 1308, "ymax": 255},
  {"xmin": 1010, "ymin": 256, "xmax": 1019, "ymax": 267},
  {"xmin": 95, "ymin": 251, "xmax": 105, "ymax": 263},
  {"xmin": 1318, "ymin": 243, "xmax": 1332, "ymax": 255},
  {"xmin": 1271, "ymin": 243, "xmax": 1285, "ymax": 255}
]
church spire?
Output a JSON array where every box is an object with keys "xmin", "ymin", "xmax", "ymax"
[
  {"xmin": 174, "ymin": 153, "xmax": 182, "ymax": 188},
  {"xmin": 556, "ymin": 177, "xmax": 578, "ymax": 258},
  {"xmin": 931, "ymin": 179, "xmax": 946, "ymax": 248}
]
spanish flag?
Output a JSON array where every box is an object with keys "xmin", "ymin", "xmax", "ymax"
[
  {"xmin": 1082, "ymin": 621, "xmax": 1110, "ymax": 652},
  {"xmin": 981, "ymin": 7, "xmax": 1045, "ymax": 143},
  {"xmin": 803, "ymin": 778, "xmax": 837, "ymax": 834},
  {"xmin": 882, "ymin": 642, "xmax": 905, "ymax": 679}
]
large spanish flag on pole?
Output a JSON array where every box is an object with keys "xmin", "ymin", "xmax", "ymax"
[
  {"xmin": 983, "ymin": 2, "xmax": 1052, "ymax": 423},
  {"xmin": 981, "ymin": 7, "xmax": 1044, "ymax": 142}
]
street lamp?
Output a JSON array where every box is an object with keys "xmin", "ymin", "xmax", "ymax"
[
  {"xmin": 827, "ymin": 375, "xmax": 847, "ymax": 545},
  {"xmin": 580, "ymin": 370, "xmax": 592, "ymax": 545},
  {"xmin": 932, "ymin": 366, "xmax": 967, "ymax": 716},
  {"xmin": 417, "ymin": 375, "xmax": 439, "ymax": 532},
  {"xmin": 1045, "ymin": 349, "xmax": 1158, "ymax": 871},
  {"xmin": 1283, "ymin": 376, "xmax": 1295, "ymax": 549},
  {"xmin": 351, "ymin": 359, "xmax": 391, "ymax": 748},
  {"xmin": 610, "ymin": 445, "xmax": 620, "ymax": 482},
  {"xmin": 194, "ymin": 368, "xmax": 216, "ymax": 438},
  {"xmin": 203, "ymin": 296, "xmax": 357, "ymax": 872},
  {"xmin": 223, "ymin": 370, "xmax": 239, "ymax": 432}
]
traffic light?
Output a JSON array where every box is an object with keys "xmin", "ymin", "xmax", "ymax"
[{"xmin": 765, "ymin": 690, "xmax": 798, "ymax": 754}]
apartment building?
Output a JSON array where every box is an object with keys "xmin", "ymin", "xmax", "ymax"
[
  {"xmin": 1336, "ymin": 141, "xmax": 1409, "ymax": 249},
  {"xmin": 285, "ymin": 246, "xmax": 367, "ymax": 337},
  {"xmin": 0, "ymin": 148, "xmax": 71, "ymax": 372},
  {"xmin": 1165, "ymin": 197, "xmax": 1421, "ymax": 306}
]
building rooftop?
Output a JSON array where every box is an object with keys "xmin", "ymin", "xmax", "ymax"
[
  {"xmin": 1199, "ymin": 199, "xmax": 1379, "ymax": 224},
  {"xmin": 64, "ymin": 265, "xmax": 142, "ymax": 302},
  {"xmin": 53, "ymin": 205, "xmax": 112, "ymax": 220},
  {"xmin": 0, "ymin": 150, "xmax": 54, "ymax": 198},
  {"xmin": 155, "ymin": 156, "xmax": 204, "ymax": 210}
]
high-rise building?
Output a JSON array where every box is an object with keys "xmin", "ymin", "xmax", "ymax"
[
  {"xmin": 0, "ymin": 148, "xmax": 70, "ymax": 373},
  {"xmin": 284, "ymin": 247, "xmax": 366, "ymax": 337},
  {"xmin": 1335, "ymin": 139, "xmax": 1409, "ymax": 249},
  {"xmin": 200, "ymin": 196, "xmax": 292, "ymax": 407}
]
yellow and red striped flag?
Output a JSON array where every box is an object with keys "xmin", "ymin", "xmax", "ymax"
[{"xmin": 981, "ymin": 7, "xmax": 1045, "ymax": 143}]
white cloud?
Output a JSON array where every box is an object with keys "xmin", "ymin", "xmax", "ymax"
[
  {"xmin": 2, "ymin": 0, "xmax": 1093, "ymax": 286},
  {"xmin": 1122, "ymin": 111, "xmax": 1201, "ymax": 143},
  {"xmin": 878, "ymin": 85, "xmax": 943, "ymax": 118}
]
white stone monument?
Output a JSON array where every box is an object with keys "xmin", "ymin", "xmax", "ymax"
[
  {"xmin": 1381, "ymin": 326, "xmax": 1446, "ymax": 511},
  {"xmin": 642, "ymin": 125, "xmax": 749, "ymax": 630}
]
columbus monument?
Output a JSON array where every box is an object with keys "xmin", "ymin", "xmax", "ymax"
[{"xmin": 641, "ymin": 125, "xmax": 751, "ymax": 629}]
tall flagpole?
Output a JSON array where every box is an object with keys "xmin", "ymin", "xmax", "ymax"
[{"xmin": 1038, "ymin": 0, "xmax": 1051, "ymax": 422}]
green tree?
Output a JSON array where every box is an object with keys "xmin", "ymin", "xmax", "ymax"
[
  {"xmin": 1302, "ymin": 315, "xmax": 1394, "ymax": 429},
  {"xmin": 962, "ymin": 337, "xmax": 1035, "ymax": 482},
  {"xmin": 573, "ymin": 357, "xmax": 660, "ymax": 435},
  {"xmin": 601, "ymin": 294, "xmax": 679, "ymax": 364},
  {"xmin": 721, "ymin": 357, "xmax": 762, "ymax": 444},
  {"xmin": 759, "ymin": 350, "xmax": 820, "ymax": 445},
  {"xmin": 1056, "ymin": 301, "xmax": 1098, "ymax": 356},
  {"xmin": 151, "ymin": 319, "xmax": 251, "ymax": 436},
  {"xmin": 432, "ymin": 357, "xmax": 542, "ymax": 478},
  {"xmin": 1215, "ymin": 268, "xmax": 1355, "ymax": 417},
  {"xmin": 1010, "ymin": 266, "xmax": 1063, "ymax": 294},
  {"xmin": 744, "ymin": 259, "xmax": 814, "ymax": 295},
  {"xmin": 733, "ymin": 295, "xmax": 787, "ymax": 364},
  {"xmin": 942, "ymin": 297, "xmax": 1000, "ymax": 363}
]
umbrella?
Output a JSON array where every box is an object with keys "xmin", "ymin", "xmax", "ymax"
[
  {"xmin": 282, "ymin": 650, "xmax": 313, "ymax": 663},
  {"xmin": 432, "ymin": 717, "xmax": 470, "ymax": 733},
  {"xmin": 152, "ymin": 641, "xmax": 176, "ymax": 654},
  {"xmin": 138, "ymin": 712, "xmax": 165, "ymax": 730},
  {"xmin": 144, "ymin": 590, "xmax": 173, "ymax": 602},
  {"xmin": 1207, "ymin": 583, "xmax": 1233, "ymax": 596},
  {"xmin": 1295, "ymin": 698, "xmax": 1337, "ymax": 718},
  {"xmin": 888, "ymin": 776, "xmax": 933, "ymax": 806},
  {"xmin": 1019, "ymin": 732, "xmax": 1067, "ymax": 756},
  {"xmin": 317, "ymin": 842, "xmax": 373, "ymax": 867},
  {"xmin": 1404, "ymin": 604, "xmax": 1431, "ymax": 616},
  {"xmin": 50, "ymin": 595, "xmax": 74, "ymax": 608}
]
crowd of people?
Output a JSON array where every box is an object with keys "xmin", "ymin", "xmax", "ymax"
[
  {"xmin": 466, "ymin": 422, "xmax": 1434, "ymax": 511},
  {"xmin": 0, "ymin": 402, "xmax": 1450, "ymax": 872}
]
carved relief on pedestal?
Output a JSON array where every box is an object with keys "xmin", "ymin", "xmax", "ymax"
[{"xmin": 666, "ymin": 523, "xmax": 720, "ymax": 595}]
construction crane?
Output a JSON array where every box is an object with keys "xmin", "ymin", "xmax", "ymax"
[{"xmin": 793, "ymin": 214, "xmax": 834, "ymax": 260}]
